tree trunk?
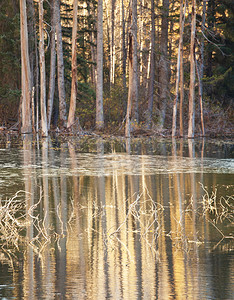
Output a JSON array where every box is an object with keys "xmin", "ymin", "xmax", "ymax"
[
  {"xmin": 96, "ymin": 0, "xmax": 104, "ymax": 130},
  {"xmin": 110, "ymin": 0, "xmax": 116, "ymax": 87},
  {"xmin": 179, "ymin": 45, "xmax": 184, "ymax": 137},
  {"xmin": 47, "ymin": 0, "xmax": 56, "ymax": 130},
  {"xmin": 188, "ymin": 0, "xmax": 196, "ymax": 138},
  {"xmin": 172, "ymin": 0, "xmax": 186, "ymax": 137},
  {"xmin": 67, "ymin": 0, "xmax": 78, "ymax": 129},
  {"xmin": 121, "ymin": 0, "xmax": 127, "ymax": 90},
  {"xmin": 125, "ymin": 0, "xmax": 138, "ymax": 137},
  {"xmin": 20, "ymin": 0, "xmax": 32, "ymax": 134},
  {"xmin": 158, "ymin": 0, "xmax": 169, "ymax": 129},
  {"xmin": 54, "ymin": 0, "xmax": 67, "ymax": 127},
  {"xmin": 195, "ymin": 58, "xmax": 205, "ymax": 136},
  {"xmin": 145, "ymin": 0, "xmax": 155, "ymax": 129},
  {"xmin": 38, "ymin": 0, "xmax": 48, "ymax": 137}
]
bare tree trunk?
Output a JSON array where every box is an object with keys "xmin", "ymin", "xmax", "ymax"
[
  {"xmin": 145, "ymin": 0, "xmax": 155, "ymax": 129},
  {"xmin": 121, "ymin": 0, "xmax": 127, "ymax": 90},
  {"xmin": 172, "ymin": 0, "xmax": 186, "ymax": 137},
  {"xmin": 158, "ymin": 0, "xmax": 169, "ymax": 129},
  {"xmin": 20, "ymin": 0, "xmax": 32, "ymax": 134},
  {"xmin": 195, "ymin": 58, "xmax": 205, "ymax": 136},
  {"xmin": 197, "ymin": 0, "xmax": 207, "ymax": 136},
  {"xmin": 67, "ymin": 0, "xmax": 78, "ymax": 129},
  {"xmin": 125, "ymin": 0, "xmax": 138, "ymax": 137},
  {"xmin": 96, "ymin": 0, "xmax": 104, "ymax": 130},
  {"xmin": 188, "ymin": 0, "xmax": 196, "ymax": 138},
  {"xmin": 54, "ymin": 0, "xmax": 67, "ymax": 127},
  {"xmin": 47, "ymin": 0, "xmax": 56, "ymax": 130},
  {"xmin": 87, "ymin": 1, "xmax": 96, "ymax": 88},
  {"xmin": 179, "ymin": 45, "xmax": 184, "ymax": 137},
  {"xmin": 39, "ymin": 0, "xmax": 48, "ymax": 137},
  {"xmin": 110, "ymin": 0, "xmax": 116, "ymax": 87}
]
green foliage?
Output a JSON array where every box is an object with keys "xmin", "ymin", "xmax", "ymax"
[
  {"xmin": 0, "ymin": 2, "xmax": 21, "ymax": 115},
  {"xmin": 204, "ymin": 0, "xmax": 234, "ymax": 105}
]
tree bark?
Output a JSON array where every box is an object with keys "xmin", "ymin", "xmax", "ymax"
[
  {"xmin": 110, "ymin": 0, "xmax": 116, "ymax": 87},
  {"xmin": 188, "ymin": 0, "xmax": 196, "ymax": 138},
  {"xmin": 54, "ymin": 0, "xmax": 67, "ymax": 127},
  {"xmin": 67, "ymin": 0, "xmax": 78, "ymax": 129},
  {"xmin": 172, "ymin": 0, "xmax": 186, "ymax": 137},
  {"xmin": 47, "ymin": 0, "xmax": 56, "ymax": 130},
  {"xmin": 38, "ymin": 0, "xmax": 48, "ymax": 137},
  {"xmin": 20, "ymin": 0, "xmax": 32, "ymax": 133},
  {"xmin": 125, "ymin": 0, "xmax": 138, "ymax": 137},
  {"xmin": 145, "ymin": 0, "xmax": 155, "ymax": 129},
  {"xmin": 158, "ymin": 0, "xmax": 169, "ymax": 129},
  {"xmin": 121, "ymin": 0, "xmax": 127, "ymax": 90},
  {"xmin": 96, "ymin": 0, "xmax": 104, "ymax": 130}
]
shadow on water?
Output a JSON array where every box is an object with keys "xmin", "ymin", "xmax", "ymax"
[{"xmin": 0, "ymin": 135, "xmax": 233, "ymax": 299}]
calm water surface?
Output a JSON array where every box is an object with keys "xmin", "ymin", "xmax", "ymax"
[{"xmin": 0, "ymin": 135, "xmax": 233, "ymax": 299}]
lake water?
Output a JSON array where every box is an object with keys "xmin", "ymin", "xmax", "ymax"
[{"xmin": 0, "ymin": 135, "xmax": 233, "ymax": 299}]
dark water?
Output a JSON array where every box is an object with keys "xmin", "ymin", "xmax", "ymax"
[{"xmin": 0, "ymin": 135, "xmax": 233, "ymax": 299}]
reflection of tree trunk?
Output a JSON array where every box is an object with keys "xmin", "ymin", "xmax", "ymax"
[
  {"xmin": 42, "ymin": 138, "xmax": 50, "ymax": 235},
  {"xmin": 56, "ymin": 142, "xmax": 67, "ymax": 298},
  {"xmin": 48, "ymin": 139, "xmax": 61, "ymax": 230},
  {"xmin": 96, "ymin": 139, "xmax": 109, "ymax": 296},
  {"xmin": 68, "ymin": 141, "xmax": 86, "ymax": 287},
  {"xmin": 23, "ymin": 135, "xmax": 34, "ymax": 299}
]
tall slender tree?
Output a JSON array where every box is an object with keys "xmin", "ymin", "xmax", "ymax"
[
  {"xmin": 47, "ymin": 0, "xmax": 56, "ymax": 130},
  {"xmin": 54, "ymin": 0, "xmax": 67, "ymax": 127},
  {"xmin": 172, "ymin": 0, "xmax": 186, "ymax": 137},
  {"xmin": 67, "ymin": 0, "xmax": 78, "ymax": 129},
  {"xmin": 38, "ymin": 0, "xmax": 48, "ymax": 136},
  {"xmin": 188, "ymin": 0, "xmax": 196, "ymax": 138},
  {"xmin": 158, "ymin": 0, "xmax": 169, "ymax": 129},
  {"xmin": 20, "ymin": 0, "xmax": 32, "ymax": 133},
  {"xmin": 96, "ymin": 0, "xmax": 104, "ymax": 130},
  {"xmin": 145, "ymin": 0, "xmax": 155, "ymax": 129},
  {"xmin": 121, "ymin": 0, "xmax": 127, "ymax": 90},
  {"xmin": 125, "ymin": 0, "xmax": 138, "ymax": 137}
]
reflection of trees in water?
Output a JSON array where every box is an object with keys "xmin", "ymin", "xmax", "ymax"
[{"xmin": 0, "ymin": 137, "xmax": 233, "ymax": 299}]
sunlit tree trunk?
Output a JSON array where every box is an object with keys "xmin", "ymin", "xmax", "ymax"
[
  {"xmin": 27, "ymin": 0, "xmax": 36, "ymax": 130},
  {"xmin": 20, "ymin": 0, "xmax": 32, "ymax": 133},
  {"xmin": 179, "ymin": 45, "xmax": 184, "ymax": 137},
  {"xmin": 197, "ymin": 0, "xmax": 207, "ymax": 136},
  {"xmin": 87, "ymin": 1, "xmax": 96, "ymax": 88},
  {"xmin": 96, "ymin": 0, "xmax": 104, "ymax": 130},
  {"xmin": 38, "ymin": 0, "xmax": 48, "ymax": 137},
  {"xmin": 145, "ymin": 0, "xmax": 155, "ymax": 129},
  {"xmin": 125, "ymin": 0, "xmax": 138, "ymax": 137},
  {"xmin": 121, "ymin": 0, "xmax": 127, "ymax": 90},
  {"xmin": 47, "ymin": 0, "xmax": 56, "ymax": 130},
  {"xmin": 67, "ymin": 0, "xmax": 78, "ymax": 129},
  {"xmin": 158, "ymin": 0, "xmax": 169, "ymax": 129},
  {"xmin": 54, "ymin": 0, "xmax": 67, "ymax": 127},
  {"xmin": 172, "ymin": 0, "xmax": 186, "ymax": 137},
  {"xmin": 110, "ymin": 0, "xmax": 116, "ymax": 87},
  {"xmin": 188, "ymin": 0, "xmax": 196, "ymax": 138}
]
